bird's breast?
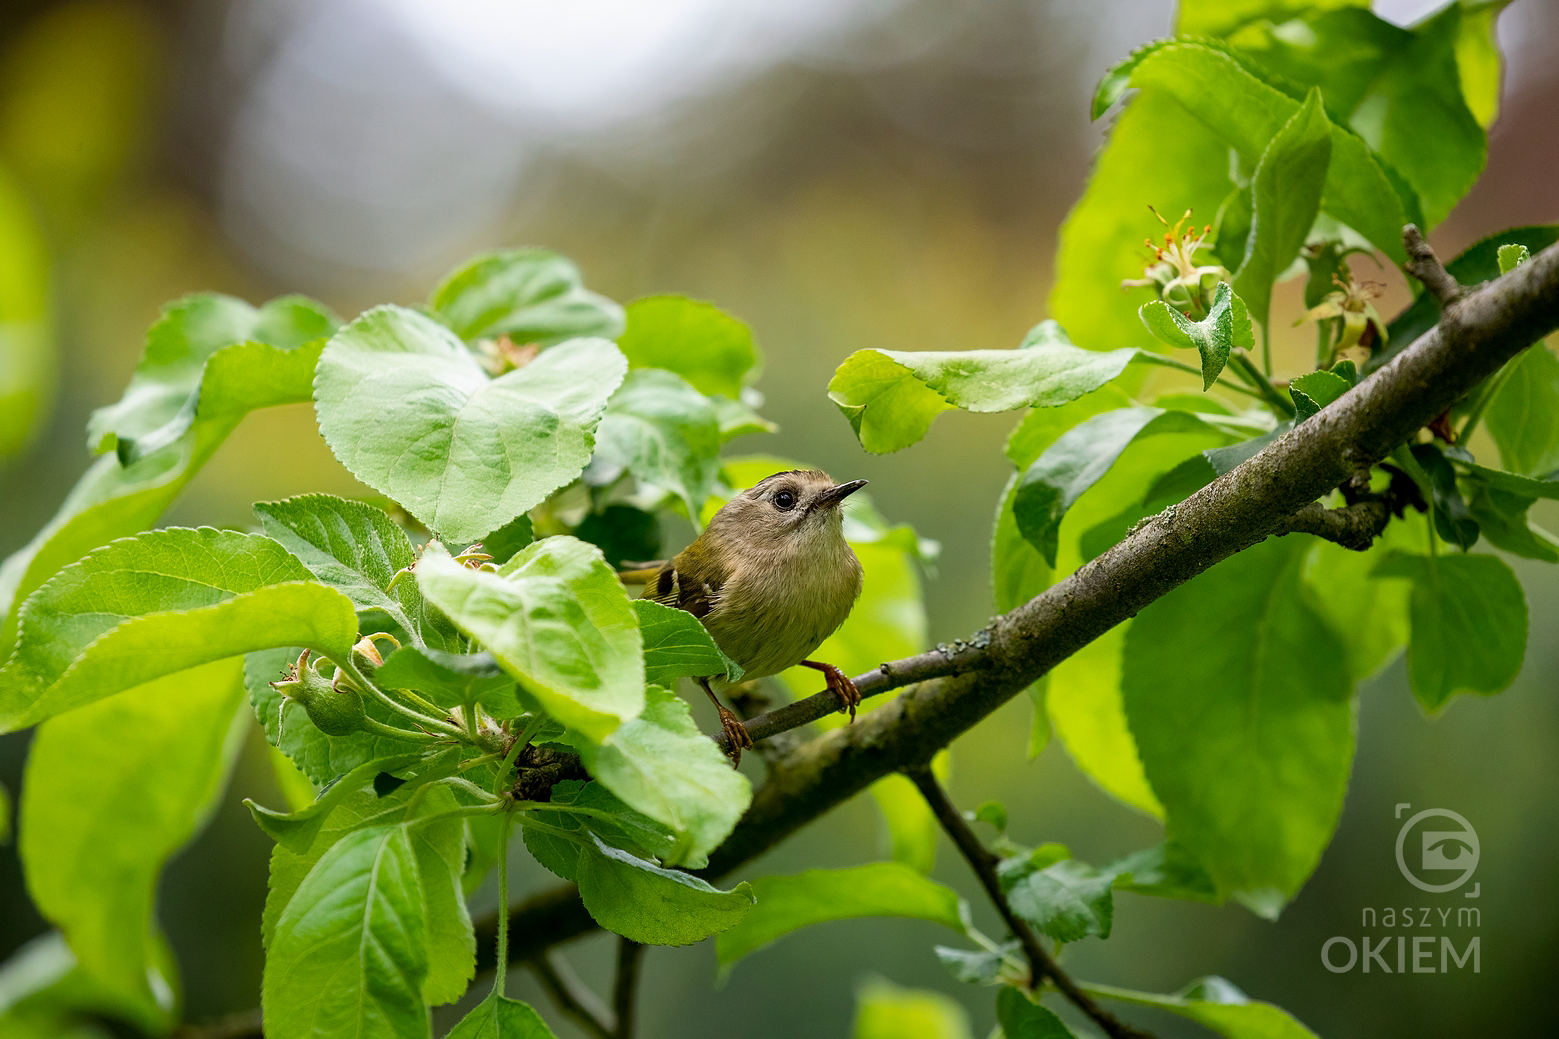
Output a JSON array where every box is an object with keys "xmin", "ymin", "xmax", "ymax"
[{"xmin": 702, "ymin": 546, "xmax": 863, "ymax": 680}]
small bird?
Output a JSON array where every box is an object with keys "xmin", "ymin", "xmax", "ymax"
[{"xmin": 621, "ymin": 470, "xmax": 867, "ymax": 760}]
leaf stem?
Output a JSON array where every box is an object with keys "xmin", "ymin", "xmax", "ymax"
[
  {"xmin": 612, "ymin": 939, "xmax": 645, "ymax": 1039},
  {"xmin": 493, "ymin": 724, "xmax": 532, "ymax": 796},
  {"xmin": 1262, "ymin": 320, "xmax": 1273, "ymax": 376},
  {"xmin": 904, "ymin": 767, "xmax": 1155, "ymax": 1039},
  {"xmin": 1456, "ymin": 356, "xmax": 1520, "ymax": 443},
  {"xmin": 1138, "ymin": 354, "xmax": 1269, "ymax": 403},
  {"xmin": 494, "ymin": 806, "xmax": 515, "ymax": 998},
  {"xmin": 332, "ymin": 655, "xmax": 465, "ymax": 740},
  {"xmin": 1228, "ymin": 352, "xmax": 1296, "ymax": 417}
]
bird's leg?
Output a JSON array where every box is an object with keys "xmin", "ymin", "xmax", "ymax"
[
  {"xmin": 799, "ymin": 660, "xmax": 861, "ymax": 722},
  {"xmin": 697, "ymin": 677, "xmax": 753, "ymax": 764}
]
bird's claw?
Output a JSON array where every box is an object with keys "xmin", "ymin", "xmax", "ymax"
[
  {"xmin": 822, "ymin": 665, "xmax": 861, "ymax": 722},
  {"xmin": 716, "ymin": 705, "xmax": 753, "ymax": 766}
]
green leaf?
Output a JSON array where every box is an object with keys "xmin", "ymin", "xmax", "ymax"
[
  {"xmin": 1176, "ymin": 0, "xmax": 1366, "ymax": 39},
  {"xmin": 571, "ymin": 685, "xmax": 750, "ymax": 867},
  {"xmin": 1121, "ymin": 41, "xmax": 1413, "ymax": 263},
  {"xmin": 934, "ymin": 943, "xmax": 1014, "ymax": 986},
  {"xmin": 1466, "ymin": 482, "xmax": 1559, "ymax": 563},
  {"xmin": 375, "ymin": 646, "xmax": 521, "ymax": 718},
  {"xmin": 409, "ymin": 803, "xmax": 475, "ymax": 1006},
  {"xmin": 1138, "ymin": 283, "xmax": 1253, "ymax": 389},
  {"xmin": 1497, "ymin": 243, "xmax": 1530, "ymax": 274},
  {"xmin": 1057, "ymin": 87, "xmax": 1239, "ymax": 355},
  {"xmin": 415, "ymin": 538, "xmax": 644, "ymax": 744},
  {"xmin": 314, "ymin": 305, "xmax": 626, "ymax": 543},
  {"xmin": 716, "ymin": 862, "xmax": 964, "ymax": 971},
  {"xmin": 574, "ymin": 835, "xmax": 754, "ymax": 946},
  {"xmin": 248, "ymin": 647, "xmax": 427, "ymax": 788},
  {"xmin": 1454, "ymin": 460, "xmax": 1559, "ymax": 500},
  {"xmin": 711, "ymin": 393, "xmax": 778, "ymax": 441},
  {"xmin": 827, "ymin": 331, "xmax": 1142, "ymax": 453},
  {"xmin": 1288, "ymin": 369, "xmax": 1351, "ymax": 420},
  {"xmin": 445, "ymin": 994, "xmax": 558, "ymax": 1039},
  {"xmin": 574, "ymin": 505, "xmax": 660, "ymax": 572},
  {"xmin": 0, "ymin": 527, "xmax": 358, "ymax": 732},
  {"xmin": 1455, "ymin": 2, "xmax": 1505, "ymax": 129},
  {"xmin": 1014, "ymin": 408, "xmax": 1224, "ymax": 566},
  {"xmin": 868, "ymin": 769, "xmax": 940, "ymax": 874},
  {"xmin": 246, "ymin": 752, "xmax": 425, "ymax": 853},
  {"xmin": 1486, "ymin": 343, "xmax": 1559, "ymax": 478},
  {"xmin": 87, "ymin": 292, "xmax": 337, "ymax": 461},
  {"xmin": 1084, "ymin": 977, "xmax": 1319, "ymax": 1039},
  {"xmin": 1107, "ymin": 842, "xmax": 1219, "ymax": 905},
  {"xmin": 997, "ymin": 988, "xmax": 1078, "ymax": 1038},
  {"xmin": 632, "ymin": 599, "xmax": 741, "ymax": 685},
  {"xmin": 429, "ymin": 248, "xmax": 623, "ymax": 345},
  {"xmin": 1377, "ymin": 225, "xmax": 1558, "ymax": 371},
  {"xmin": 1303, "ymin": 519, "xmax": 1423, "ymax": 680},
  {"xmin": 1232, "ymin": 89, "xmax": 1332, "ymax": 332},
  {"xmin": 0, "ymin": 779, "xmax": 9, "ymax": 846},
  {"xmin": 590, "ymin": 369, "xmax": 720, "ymax": 517},
  {"xmin": 1000, "ymin": 859, "xmax": 1113, "ymax": 944},
  {"xmin": 527, "ymin": 779, "xmax": 680, "ymax": 865},
  {"xmin": 254, "ymin": 494, "xmax": 428, "ymax": 639},
  {"xmin": 19, "ymin": 658, "xmax": 247, "ymax": 1026},
  {"xmin": 1374, "ymin": 553, "xmax": 1527, "ymax": 711},
  {"xmin": 852, "ymin": 978, "xmax": 972, "ymax": 1039},
  {"xmin": 617, "ymin": 295, "xmax": 760, "ymax": 397},
  {"xmin": 0, "ymin": 162, "xmax": 52, "ymax": 463},
  {"xmin": 1412, "ymin": 444, "xmax": 1479, "ymax": 550},
  {"xmin": 263, "ymin": 825, "xmax": 432, "ymax": 1039},
  {"xmin": 1122, "ymin": 536, "xmax": 1353, "ymax": 911}
]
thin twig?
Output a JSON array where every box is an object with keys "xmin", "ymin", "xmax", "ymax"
[
  {"xmin": 904, "ymin": 768, "xmax": 1155, "ymax": 1039},
  {"xmin": 1272, "ymin": 499, "xmax": 1391, "ymax": 550},
  {"xmin": 612, "ymin": 939, "xmax": 646, "ymax": 1039},
  {"xmin": 527, "ymin": 952, "xmax": 615, "ymax": 1039},
  {"xmin": 1403, "ymin": 225, "xmax": 1464, "ymax": 306}
]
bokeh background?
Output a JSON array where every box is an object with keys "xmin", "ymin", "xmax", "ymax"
[{"xmin": 1, "ymin": 0, "xmax": 1556, "ymax": 1036}]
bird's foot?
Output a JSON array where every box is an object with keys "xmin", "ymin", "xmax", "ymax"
[
  {"xmin": 807, "ymin": 661, "xmax": 860, "ymax": 722},
  {"xmin": 716, "ymin": 704, "xmax": 754, "ymax": 766}
]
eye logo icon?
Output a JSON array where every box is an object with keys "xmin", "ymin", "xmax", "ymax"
[{"xmin": 1396, "ymin": 808, "xmax": 1479, "ymax": 892}]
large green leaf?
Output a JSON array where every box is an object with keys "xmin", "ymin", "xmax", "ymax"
[
  {"xmin": 1085, "ymin": 977, "xmax": 1318, "ymax": 1039},
  {"xmin": 574, "ymin": 835, "xmax": 754, "ymax": 946},
  {"xmin": 0, "ymin": 528, "xmax": 358, "ymax": 731},
  {"xmin": 520, "ymin": 779, "xmax": 681, "ymax": 874},
  {"xmin": 1303, "ymin": 519, "xmax": 1423, "ymax": 680},
  {"xmin": 253, "ymin": 494, "xmax": 429, "ymax": 641},
  {"xmin": 1231, "ymin": 89, "xmax": 1332, "ymax": 332},
  {"xmin": 0, "ymin": 295, "xmax": 341, "ymax": 655},
  {"xmin": 827, "ymin": 327, "xmax": 1145, "ymax": 453},
  {"xmin": 87, "ymin": 293, "xmax": 337, "ymax": 462},
  {"xmin": 571, "ymin": 685, "xmax": 750, "ymax": 867},
  {"xmin": 373, "ymin": 647, "xmax": 521, "ymax": 719},
  {"xmin": 1486, "ymin": 343, "xmax": 1559, "ymax": 478},
  {"xmin": 246, "ymin": 752, "xmax": 425, "ymax": 854},
  {"xmin": 632, "ymin": 599, "xmax": 741, "ymax": 685},
  {"xmin": 19, "ymin": 658, "xmax": 247, "ymax": 1026},
  {"xmin": 314, "ymin": 305, "xmax": 626, "ymax": 543},
  {"xmin": 0, "ymin": 161, "xmax": 52, "ymax": 463},
  {"xmin": 591, "ymin": 369, "xmax": 720, "ymax": 517},
  {"xmin": 1122, "ymin": 536, "xmax": 1353, "ymax": 912},
  {"xmin": 1373, "ymin": 553, "xmax": 1527, "ymax": 711},
  {"xmin": 617, "ymin": 295, "xmax": 760, "ymax": 398},
  {"xmin": 1014, "ymin": 408, "xmax": 1226, "ymax": 566},
  {"xmin": 263, "ymin": 825, "xmax": 432, "ymax": 1039},
  {"xmin": 715, "ymin": 863, "xmax": 965, "ymax": 971},
  {"xmin": 445, "ymin": 994, "xmax": 557, "ymax": 1039},
  {"xmin": 1176, "ymin": 0, "xmax": 1365, "ymax": 38},
  {"xmin": 428, "ymin": 248, "xmax": 623, "ymax": 345},
  {"xmin": 1055, "ymin": 88, "xmax": 1237, "ymax": 355},
  {"xmin": 414, "ymin": 537, "xmax": 643, "ymax": 744},
  {"xmin": 1115, "ymin": 41, "xmax": 1412, "ymax": 263}
]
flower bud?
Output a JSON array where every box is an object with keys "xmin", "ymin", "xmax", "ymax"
[{"xmin": 272, "ymin": 650, "xmax": 366, "ymax": 737}]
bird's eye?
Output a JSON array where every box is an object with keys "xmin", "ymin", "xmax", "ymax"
[{"xmin": 774, "ymin": 490, "xmax": 796, "ymax": 510}]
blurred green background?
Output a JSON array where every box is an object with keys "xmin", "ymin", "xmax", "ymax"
[{"xmin": 1, "ymin": 0, "xmax": 1556, "ymax": 1035}]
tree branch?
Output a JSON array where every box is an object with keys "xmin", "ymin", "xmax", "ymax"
[
  {"xmin": 473, "ymin": 232, "xmax": 1559, "ymax": 970},
  {"xmin": 527, "ymin": 952, "xmax": 615, "ymax": 1039},
  {"xmin": 1403, "ymin": 224, "xmax": 1465, "ymax": 306},
  {"xmin": 905, "ymin": 767, "xmax": 1153, "ymax": 1039},
  {"xmin": 612, "ymin": 939, "xmax": 645, "ymax": 1039}
]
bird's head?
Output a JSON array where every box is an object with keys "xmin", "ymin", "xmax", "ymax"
[{"xmin": 711, "ymin": 469, "xmax": 867, "ymax": 551}]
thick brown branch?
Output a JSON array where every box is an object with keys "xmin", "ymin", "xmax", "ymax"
[
  {"xmin": 905, "ymin": 768, "xmax": 1153, "ymax": 1039},
  {"xmin": 471, "ymin": 233, "xmax": 1559, "ymax": 969},
  {"xmin": 1272, "ymin": 499, "xmax": 1391, "ymax": 550},
  {"xmin": 1404, "ymin": 224, "xmax": 1465, "ymax": 306}
]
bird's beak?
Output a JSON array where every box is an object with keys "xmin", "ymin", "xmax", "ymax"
[{"xmin": 814, "ymin": 479, "xmax": 868, "ymax": 510}]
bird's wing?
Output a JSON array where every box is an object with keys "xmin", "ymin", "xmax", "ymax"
[{"xmin": 650, "ymin": 558, "xmax": 721, "ymax": 619}]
